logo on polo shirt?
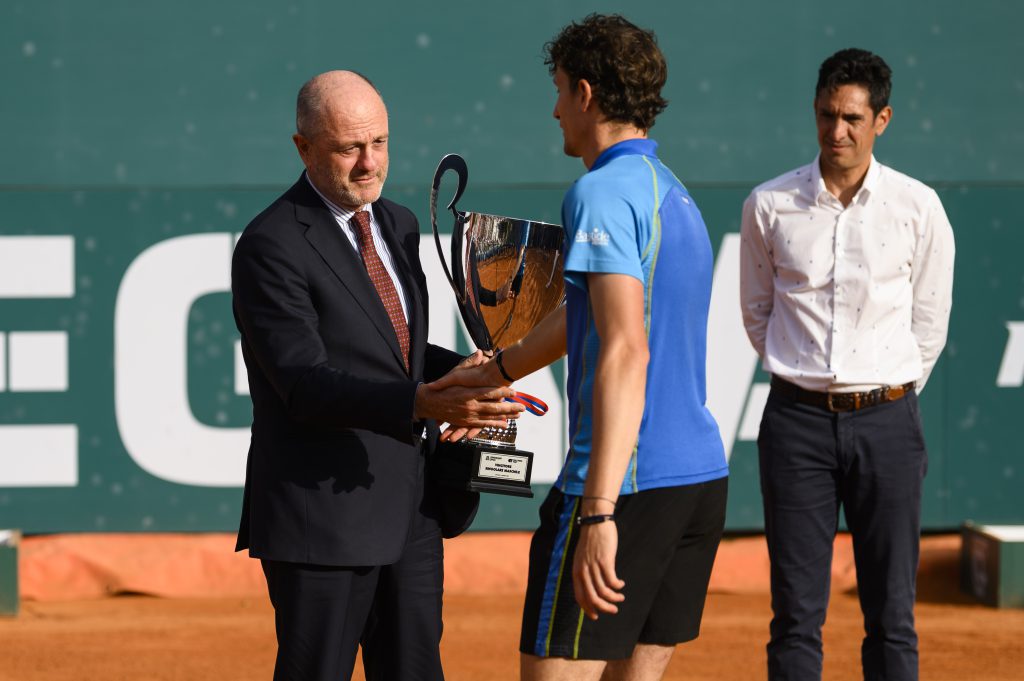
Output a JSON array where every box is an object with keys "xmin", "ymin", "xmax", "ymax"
[{"xmin": 575, "ymin": 227, "xmax": 610, "ymax": 246}]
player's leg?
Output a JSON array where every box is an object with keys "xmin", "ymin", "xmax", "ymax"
[
  {"xmin": 519, "ymin": 488, "xmax": 608, "ymax": 681},
  {"xmin": 842, "ymin": 394, "xmax": 927, "ymax": 681},
  {"xmin": 520, "ymin": 487, "xmax": 689, "ymax": 680},
  {"xmin": 521, "ymin": 655, "xmax": 606, "ymax": 681},
  {"xmin": 758, "ymin": 391, "xmax": 841, "ymax": 681},
  {"xmin": 612, "ymin": 476, "xmax": 727, "ymax": 681},
  {"xmin": 601, "ymin": 644, "xmax": 674, "ymax": 681}
]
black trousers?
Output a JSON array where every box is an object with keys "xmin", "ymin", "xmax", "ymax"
[
  {"xmin": 260, "ymin": 511, "xmax": 445, "ymax": 681},
  {"xmin": 758, "ymin": 386, "xmax": 928, "ymax": 681}
]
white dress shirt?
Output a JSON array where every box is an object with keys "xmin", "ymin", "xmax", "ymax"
[
  {"xmin": 740, "ymin": 156, "xmax": 955, "ymax": 393},
  {"xmin": 305, "ymin": 174, "xmax": 410, "ymax": 324}
]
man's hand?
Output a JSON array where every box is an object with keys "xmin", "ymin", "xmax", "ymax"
[
  {"xmin": 414, "ymin": 364, "xmax": 522, "ymax": 431},
  {"xmin": 426, "ymin": 351, "xmax": 514, "ymax": 442},
  {"xmin": 572, "ymin": 520, "xmax": 625, "ymax": 620},
  {"xmin": 439, "ymin": 419, "xmax": 482, "ymax": 444},
  {"xmin": 454, "ymin": 349, "xmax": 492, "ymax": 370},
  {"xmin": 431, "ymin": 352, "xmax": 505, "ymax": 392}
]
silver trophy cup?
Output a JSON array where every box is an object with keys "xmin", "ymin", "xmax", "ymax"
[{"xmin": 430, "ymin": 154, "xmax": 565, "ymax": 497}]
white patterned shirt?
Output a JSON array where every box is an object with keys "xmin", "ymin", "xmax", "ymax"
[{"xmin": 740, "ymin": 156, "xmax": 955, "ymax": 392}]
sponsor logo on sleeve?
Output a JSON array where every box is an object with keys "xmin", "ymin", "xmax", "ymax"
[{"xmin": 574, "ymin": 227, "xmax": 610, "ymax": 246}]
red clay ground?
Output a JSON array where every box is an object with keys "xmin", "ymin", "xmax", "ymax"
[
  {"xmin": 2, "ymin": 534, "xmax": 1022, "ymax": 680},
  {"xmin": 3, "ymin": 591, "xmax": 1023, "ymax": 681}
]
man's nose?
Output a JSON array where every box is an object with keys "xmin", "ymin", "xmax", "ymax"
[{"xmin": 357, "ymin": 148, "xmax": 379, "ymax": 171}]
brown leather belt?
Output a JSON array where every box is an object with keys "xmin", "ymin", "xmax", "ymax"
[{"xmin": 770, "ymin": 375, "xmax": 915, "ymax": 413}]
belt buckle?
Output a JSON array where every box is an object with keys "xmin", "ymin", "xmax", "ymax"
[{"xmin": 826, "ymin": 392, "xmax": 858, "ymax": 412}]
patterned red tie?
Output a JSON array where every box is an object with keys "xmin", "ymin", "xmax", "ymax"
[{"xmin": 352, "ymin": 210, "xmax": 410, "ymax": 372}]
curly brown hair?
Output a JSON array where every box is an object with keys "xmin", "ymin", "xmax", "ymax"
[{"xmin": 543, "ymin": 14, "xmax": 668, "ymax": 131}]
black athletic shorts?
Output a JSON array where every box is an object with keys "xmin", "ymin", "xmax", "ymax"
[{"xmin": 519, "ymin": 477, "xmax": 727, "ymax": 660}]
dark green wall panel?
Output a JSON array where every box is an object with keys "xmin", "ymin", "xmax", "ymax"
[{"xmin": 2, "ymin": 1, "xmax": 1022, "ymax": 187}]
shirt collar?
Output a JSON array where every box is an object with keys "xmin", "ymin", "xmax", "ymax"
[
  {"xmin": 809, "ymin": 154, "xmax": 881, "ymax": 207},
  {"xmin": 589, "ymin": 138, "xmax": 658, "ymax": 173},
  {"xmin": 859, "ymin": 156, "xmax": 882, "ymax": 198},
  {"xmin": 304, "ymin": 172, "xmax": 371, "ymax": 224}
]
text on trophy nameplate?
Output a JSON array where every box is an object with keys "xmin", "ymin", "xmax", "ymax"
[{"xmin": 478, "ymin": 452, "xmax": 530, "ymax": 482}]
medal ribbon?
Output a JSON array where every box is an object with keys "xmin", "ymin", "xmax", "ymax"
[{"xmin": 504, "ymin": 391, "xmax": 548, "ymax": 416}]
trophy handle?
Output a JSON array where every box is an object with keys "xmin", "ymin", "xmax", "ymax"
[{"xmin": 430, "ymin": 154, "xmax": 470, "ymax": 303}]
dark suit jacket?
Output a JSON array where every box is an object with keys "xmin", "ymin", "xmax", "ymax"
[{"xmin": 232, "ymin": 175, "xmax": 476, "ymax": 566}]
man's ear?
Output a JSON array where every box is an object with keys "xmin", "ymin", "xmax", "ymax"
[
  {"xmin": 873, "ymin": 105, "xmax": 893, "ymax": 137},
  {"xmin": 292, "ymin": 133, "xmax": 310, "ymax": 161},
  {"xmin": 576, "ymin": 78, "xmax": 594, "ymax": 112}
]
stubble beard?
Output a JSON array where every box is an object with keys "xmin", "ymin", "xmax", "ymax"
[{"xmin": 333, "ymin": 165, "xmax": 388, "ymax": 209}]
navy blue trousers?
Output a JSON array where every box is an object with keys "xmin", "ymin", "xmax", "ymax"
[
  {"xmin": 261, "ymin": 512, "xmax": 445, "ymax": 681},
  {"xmin": 758, "ymin": 386, "xmax": 928, "ymax": 681}
]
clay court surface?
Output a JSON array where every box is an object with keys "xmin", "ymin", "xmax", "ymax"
[{"xmin": 2, "ymin": 533, "xmax": 1022, "ymax": 680}]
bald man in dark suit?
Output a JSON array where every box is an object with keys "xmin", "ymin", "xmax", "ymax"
[{"xmin": 232, "ymin": 70, "xmax": 522, "ymax": 681}]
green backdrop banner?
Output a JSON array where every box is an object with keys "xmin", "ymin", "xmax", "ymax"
[
  {"xmin": 0, "ymin": 183, "xmax": 1020, "ymax": 532},
  {"xmin": 1, "ymin": 0, "xmax": 1021, "ymax": 532}
]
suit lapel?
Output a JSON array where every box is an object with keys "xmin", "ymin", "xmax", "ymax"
[{"xmin": 295, "ymin": 183, "xmax": 407, "ymax": 371}]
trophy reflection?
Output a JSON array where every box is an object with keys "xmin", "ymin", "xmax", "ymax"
[{"xmin": 430, "ymin": 154, "xmax": 565, "ymax": 497}]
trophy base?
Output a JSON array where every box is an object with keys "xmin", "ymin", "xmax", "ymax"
[{"xmin": 433, "ymin": 439, "xmax": 534, "ymax": 498}]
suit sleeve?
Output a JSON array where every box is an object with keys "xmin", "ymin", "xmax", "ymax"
[
  {"xmin": 232, "ymin": 229, "xmax": 420, "ymax": 442},
  {"xmin": 424, "ymin": 344, "xmax": 464, "ymax": 383}
]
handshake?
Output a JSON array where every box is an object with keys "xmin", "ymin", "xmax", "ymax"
[{"xmin": 413, "ymin": 350, "xmax": 523, "ymax": 442}]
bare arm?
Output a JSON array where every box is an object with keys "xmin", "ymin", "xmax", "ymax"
[
  {"xmin": 431, "ymin": 303, "xmax": 568, "ymax": 390},
  {"xmin": 573, "ymin": 272, "xmax": 649, "ymax": 620}
]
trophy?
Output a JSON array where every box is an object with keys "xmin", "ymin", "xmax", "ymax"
[{"xmin": 430, "ymin": 154, "xmax": 565, "ymax": 498}]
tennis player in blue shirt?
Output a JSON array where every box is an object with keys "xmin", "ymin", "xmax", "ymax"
[{"xmin": 437, "ymin": 14, "xmax": 728, "ymax": 681}]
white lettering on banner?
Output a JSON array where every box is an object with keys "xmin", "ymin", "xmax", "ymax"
[
  {"xmin": 0, "ymin": 235, "xmax": 78, "ymax": 488},
  {"xmin": 737, "ymin": 383, "xmax": 771, "ymax": 442},
  {"xmin": 114, "ymin": 233, "xmax": 249, "ymax": 486},
  {"xmin": 0, "ymin": 425, "xmax": 78, "ymax": 486},
  {"xmin": 234, "ymin": 339, "xmax": 247, "ymax": 395},
  {"xmin": 706, "ymin": 234, "xmax": 763, "ymax": 459},
  {"xmin": 996, "ymin": 322, "xmax": 1024, "ymax": 388},
  {"xmin": 0, "ymin": 235, "xmax": 75, "ymax": 298},
  {"xmin": 8, "ymin": 331, "xmax": 69, "ymax": 392}
]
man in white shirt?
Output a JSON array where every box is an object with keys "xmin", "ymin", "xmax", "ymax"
[{"xmin": 739, "ymin": 48, "xmax": 955, "ymax": 681}]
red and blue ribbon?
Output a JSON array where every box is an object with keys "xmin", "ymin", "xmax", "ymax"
[{"xmin": 505, "ymin": 391, "xmax": 549, "ymax": 416}]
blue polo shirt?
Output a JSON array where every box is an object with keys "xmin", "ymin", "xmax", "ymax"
[{"xmin": 556, "ymin": 139, "xmax": 727, "ymax": 496}]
